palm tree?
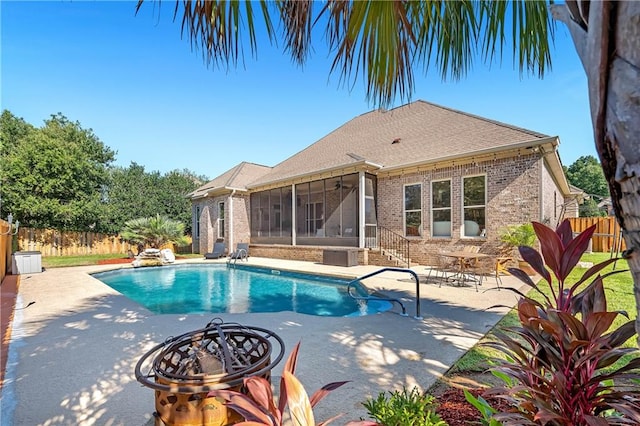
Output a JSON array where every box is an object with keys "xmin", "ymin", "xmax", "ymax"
[
  {"xmin": 121, "ymin": 214, "xmax": 189, "ymax": 253},
  {"xmin": 135, "ymin": 0, "xmax": 640, "ymax": 343}
]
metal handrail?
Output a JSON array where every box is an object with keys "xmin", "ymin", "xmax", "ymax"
[
  {"xmin": 226, "ymin": 249, "xmax": 248, "ymax": 268},
  {"xmin": 377, "ymin": 226, "xmax": 411, "ymax": 268},
  {"xmin": 347, "ymin": 267, "xmax": 422, "ymax": 319}
]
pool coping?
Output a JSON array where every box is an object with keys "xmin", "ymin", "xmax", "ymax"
[{"xmin": 1, "ymin": 256, "xmax": 528, "ymax": 425}]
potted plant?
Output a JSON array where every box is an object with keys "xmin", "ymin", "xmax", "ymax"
[{"xmin": 499, "ymin": 223, "xmax": 537, "ymax": 275}]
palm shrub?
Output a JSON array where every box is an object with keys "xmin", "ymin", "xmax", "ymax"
[
  {"xmin": 485, "ymin": 220, "xmax": 640, "ymax": 425},
  {"xmin": 121, "ymin": 214, "xmax": 189, "ymax": 253}
]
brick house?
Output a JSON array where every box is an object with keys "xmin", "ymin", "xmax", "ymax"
[{"xmin": 189, "ymin": 100, "xmax": 579, "ymax": 266}]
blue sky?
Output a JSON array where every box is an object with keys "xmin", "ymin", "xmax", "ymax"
[{"xmin": 2, "ymin": 1, "xmax": 596, "ymax": 180}]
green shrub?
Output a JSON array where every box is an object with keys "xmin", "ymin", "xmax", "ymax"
[
  {"xmin": 361, "ymin": 387, "xmax": 447, "ymax": 426},
  {"xmin": 498, "ymin": 223, "xmax": 536, "ymax": 248}
]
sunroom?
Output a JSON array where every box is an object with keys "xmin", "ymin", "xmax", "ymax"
[{"xmin": 248, "ymin": 172, "xmax": 378, "ymax": 248}]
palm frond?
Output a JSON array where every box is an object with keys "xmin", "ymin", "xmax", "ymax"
[{"xmin": 138, "ymin": 0, "xmax": 555, "ymax": 107}]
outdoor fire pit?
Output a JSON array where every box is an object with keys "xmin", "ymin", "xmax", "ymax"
[{"xmin": 135, "ymin": 318, "xmax": 285, "ymax": 426}]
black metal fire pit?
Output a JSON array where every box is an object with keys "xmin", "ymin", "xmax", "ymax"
[{"xmin": 135, "ymin": 318, "xmax": 285, "ymax": 426}]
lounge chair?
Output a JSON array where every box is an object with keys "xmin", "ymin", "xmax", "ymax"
[
  {"xmin": 228, "ymin": 243, "xmax": 249, "ymax": 260},
  {"xmin": 204, "ymin": 242, "xmax": 226, "ymax": 259}
]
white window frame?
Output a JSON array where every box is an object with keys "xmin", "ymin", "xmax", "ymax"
[
  {"xmin": 305, "ymin": 202, "xmax": 323, "ymax": 235},
  {"xmin": 403, "ymin": 183, "xmax": 422, "ymax": 237},
  {"xmin": 461, "ymin": 174, "xmax": 487, "ymax": 238},
  {"xmin": 194, "ymin": 205, "xmax": 201, "ymax": 238},
  {"xmin": 431, "ymin": 179, "xmax": 452, "ymax": 238},
  {"xmin": 218, "ymin": 201, "xmax": 225, "ymax": 238}
]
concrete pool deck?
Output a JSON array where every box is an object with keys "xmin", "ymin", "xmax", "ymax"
[{"xmin": 1, "ymin": 257, "xmax": 528, "ymax": 425}]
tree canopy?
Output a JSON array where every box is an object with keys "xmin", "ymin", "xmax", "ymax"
[
  {"xmin": 565, "ymin": 155, "xmax": 609, "ymax": 198},
  {"xmin": 0, "ymin": 110, "xmax": 206, "ymax": 234},
  {"xmin": 564, "ymin": 155, "xmax": 608, "ymax": 217},
  {"xmin": 0, "ymin": 112, "xmax": 116, "ymax": 230},
  {"xmin": 103, "ymin": 163, "xmax": 205, "ymax": 234}
]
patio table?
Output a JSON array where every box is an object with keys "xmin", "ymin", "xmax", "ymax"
[{"xmin": 440, "ymin": 251, "xmax": 489, "ymax": 286}]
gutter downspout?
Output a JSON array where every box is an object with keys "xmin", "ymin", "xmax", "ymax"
[
  {"xmin": 229, "ymin": 189, "xmax": 236, "ymax": 252},
  {"xmin": 359, "ymin": 172, "xmax": 365, "ymax": 248},
  {"xmin": 291, "ymin": 184, "xmax": 296, "ymax": 246}
]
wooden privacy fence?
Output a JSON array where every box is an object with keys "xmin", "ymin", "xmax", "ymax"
[
  {"xmin": 16, "ymin": 227, "xmax": 193, "ymax": 257},
  {"xmin": 1, "ymin": 220, "xmax": 12, "ymax": 282},
  {"xmin": 17, "ymin": 228, "xmax": 134, "ymax": 256},
  {"xmin": 567, "ymin": 217, "xmax": 626, "ymax": 253}
]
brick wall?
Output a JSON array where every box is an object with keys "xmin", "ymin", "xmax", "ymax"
[
  {"xmin": 231, "ymin": 193, "xmax": 251, "ymax": 246},
  {"xmin": 193, "ymin": 196, "xmax": 227, "ymax": 254},
  {"xmin": 249, "ymin": 244, "xmax": 369, "ymax": 265},
  {"xmin": 541, "ymin": 161, "xmax": 562, "ymax": 227},
  {"xmin": 377, "ymin": 154, "xmax": 544, "ymax": 265}
]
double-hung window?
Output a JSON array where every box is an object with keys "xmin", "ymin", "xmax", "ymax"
[
  {"xmin": 431, "ymin": 180, "xmax": 451, "ymax": 237},
  {"xmin": 194, "ymin": 206, "xmax": 201, "ymax": 237},
  {"xmin": 463, "ymin": 175, "xmax": 486, "ymax": 237},
  {"xmin": 218, "ymin": 202, "xmax": 225, "ymax": 238},
  {"xmin": 404, "ymin": 183, "xmax": 421, "ymax": 237}
]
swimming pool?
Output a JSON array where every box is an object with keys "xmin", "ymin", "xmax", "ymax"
[{"xmin": 92, "ymin": 264, "xmax": 392, "ymax": 317}]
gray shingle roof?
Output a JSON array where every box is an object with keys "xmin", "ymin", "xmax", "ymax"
[
  {"xmin": 189, "ymin": 162, "xmax": 272, "ymax": 198},
  {"xmin": 252, "ymin": 100, "xmax": 550, "ymax": 186}
]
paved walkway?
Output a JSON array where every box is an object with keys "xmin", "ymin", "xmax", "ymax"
[{"xmin": 1, "ymin": 257, "xmax": 527, "ymax": 425}]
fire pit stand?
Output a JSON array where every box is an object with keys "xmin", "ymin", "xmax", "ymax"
[{"xmin": 135, "ymin": 318, "xmax": 285, "ymax": 426}]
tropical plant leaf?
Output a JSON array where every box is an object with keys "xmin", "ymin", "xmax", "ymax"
[
  {"xmin": 584, "ymin": 311, "xmax": 617, "ymax": 340},
  {"xmin": 279, "ymin": 340, "xmax": 302, "ymax": 414},
  {"xmin": 211, "ymin": 390, "xmax": 275, "ymax": 425},
  {"xmin": 309, "ymin": 381, "xmax": 350, "ymax": 407},
  {"xmin": 317, "ymin": 412, "xmax": 346, "ymax": 426},
  {"xmin": 555, "ymin": 219, "xmax": 574, "ymax": 247},
  {"xmin": 244, "ymin": 376, "xmax": 280, "ymax": 424},
  {"xmin": 283, "ymin": 370, "xmax": 315, "ymax": 426},
  {"xmin": 532, "ymin": 221, "xmax": 563, "ymax": 278},
  {"xmin": 559, "ymin": 224, "xmax": 595, "ymax": 281},
  {"xmin": 519, "ymin": 245, "xmax": 552, "ymax": 284},
  {"xmin": 569, "ymin": 257, "xmax": 618, "ymax": 290},
  {"xmin": 604, "ymin": 320, "xmax": 637, "ymax": 348}
]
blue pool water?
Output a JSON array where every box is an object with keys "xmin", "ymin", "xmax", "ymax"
[{"xmin": 92, "ymin": 264, "xmax": 391, "ymax": 317}]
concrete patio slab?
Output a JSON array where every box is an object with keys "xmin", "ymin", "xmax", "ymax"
[{"xmin": 1, "ymin": 257, "xmax": 527, "ymax": 425}]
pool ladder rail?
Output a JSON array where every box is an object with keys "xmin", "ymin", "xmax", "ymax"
[
  {"xmin": 347, "ymin": 267, "xmax": 423, "ymax": 320},
  {"xmin": 226, "ymin": 249, "xmax": 248, "ymax": 267}
]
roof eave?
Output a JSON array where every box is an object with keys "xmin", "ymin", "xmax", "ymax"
[
  {"xmin": 379, "ymin": 136, "xmax": 559, "ymax": 174},
  {"xmin": 247, "ymin": 160, "xmax": 383, "ymax": 190}
]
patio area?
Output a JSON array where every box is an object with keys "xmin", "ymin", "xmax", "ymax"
[{"xmin": 1, "ymin": 257, "xmax": 528, "ymax": 425}]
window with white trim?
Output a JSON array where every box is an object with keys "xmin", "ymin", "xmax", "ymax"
[
  {"xmin": 218, "ymin": 201, "xmax": 225, "ymax": 238},
  {"xmin": 463, "ymin": 175, "xmax": 486, "ymax": 237},
  {"xmin": 194, "ymin": 205, "xmax": 201, "ymax": 237},
  {"xmin": 404, "ymin": 183, "xmax": 421, "ymax": 237},
  {"xmin": 431, "ymin": 180, "xmax": 451, "ymax": 237}
]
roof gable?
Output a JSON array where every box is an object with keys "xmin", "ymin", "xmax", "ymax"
[
  {"xmin": 252, "ymin": 100, "xmax": 550, "ymax": 186},
  {"xmin": 190, "ymin": 162, "xmax": 272, "ymax": 198}
]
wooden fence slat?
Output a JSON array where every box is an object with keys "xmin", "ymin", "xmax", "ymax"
[
  {"xmin": 0, "ymin": 220, "xmax": 11, "ymax": 282},
  {"xmin": 568, "ymin": 217, "xmax": 625, "ymax": 253},
  {"xmin": 15, "ymin": 227, "xmax": 192, "ymax": 257}
]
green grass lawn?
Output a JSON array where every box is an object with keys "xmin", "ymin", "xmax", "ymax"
[
  {"xmin": 450, "ymin": 252, "xmax": 638, "ymax": 374},
  {"xmin": 42, "ymin": 253, "xmax": 129, "ymax": 268},
  {"xmin": 42, "ymin": 252, "xmax": 202, "ymax": 268}
]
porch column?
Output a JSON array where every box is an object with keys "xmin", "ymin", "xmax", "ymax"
[
  {"xmin": 359, "ymin": 171, "xmax": 365, "ymax": 248},
  {"xmin": 228, "ymin": 190, "xmax": 235, "ymax": 251},
  {"xmin": 291, "ymin": 183, "xmax": 297, "ymax": 246}
]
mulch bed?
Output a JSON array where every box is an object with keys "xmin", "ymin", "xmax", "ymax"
[{"xmin": 435, "ymin": 386, "xmax": 512, "ymax": 425}]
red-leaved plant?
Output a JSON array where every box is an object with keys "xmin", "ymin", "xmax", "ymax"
[
  {"xmin": 483, "ymin": 220, "xmax": 640, "ymax": 425},
  {"xmin": 208, "ymin": 341, "xmax": 348, "ymax": 426}
]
